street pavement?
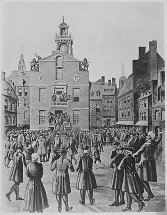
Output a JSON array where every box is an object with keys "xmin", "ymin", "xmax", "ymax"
[{"xmin": 1, "ymin": 145, "xmax": 166, "ymax": 213}]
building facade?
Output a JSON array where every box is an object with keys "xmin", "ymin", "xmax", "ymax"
[
  {"xmin": 7, "ymin": 54, "xmax": 30, "ymax": 128},
  {"xmin": 136, "ymin": 91, "xmax": 152, "ymax": 133},
  {"xmin": 117, "ymin": 74, "xmax": 135, "ymax": 130},
  {"xmin": 30, "ymin": 19, "xmax": 90, "ymax": 130},
  {"xmin": 1, "ymin": 72, "xmax": 18, "ymax": 134},
  {"xmin": 90, "ymin": 76, "xmax": 118, "ymax": 128}
]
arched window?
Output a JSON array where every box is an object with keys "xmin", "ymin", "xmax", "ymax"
[
  {"xmin": 56, "ymin": 56, "xmax": 63, "ymax": 67},
  {"xmin": 5, "ymin": 115, "xmax": 8, "ymax": 125},
  {"xmin": 60, "ymin": 44, "xmax": 66, "ymax": 53},
  {"xmin": 8, "ymin": 115, "xmax": 12, "ymax": 125},
  {"xmin": 24, "ymin": 89, "xmax": 28, "ymax": 96}
]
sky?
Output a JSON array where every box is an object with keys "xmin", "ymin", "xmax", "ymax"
[{"xmin": 1, "ymin": 1, "xmax": 165, "ymax": 85}]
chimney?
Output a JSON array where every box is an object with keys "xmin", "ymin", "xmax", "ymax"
[
  {"xmin": 149, "ymin": 41, "xmax": 157, "ymax": 80},
  {"xmin": 101, "ymin": 76, "xmax": 105, "ymax": 82},
  {"xmin": 108, "ymin": 80, "xmax": 111, "ymax": 86},
  {"xmin": 139, "ymin": 47, "xmax": 146, "ymax": 59},
  {"xmin": 149, "ymin": 40, "xmax": 157, "ymax": 53},
  {"xmin": 112, "ymin": 78, "xmax": 115, "ymax": 86},
  {"xmin": 1, "ymin": 72, "xmax": 5, "ymax": 81}
]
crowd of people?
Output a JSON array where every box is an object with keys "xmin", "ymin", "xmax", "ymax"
[{"xmin": 3, "ymin": 126, "xmax": 162, "ymax": 213}]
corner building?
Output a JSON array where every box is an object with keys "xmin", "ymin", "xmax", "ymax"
[{"xmin": 30, "ymin": 19, "xmax": 89, "ymax": 130}]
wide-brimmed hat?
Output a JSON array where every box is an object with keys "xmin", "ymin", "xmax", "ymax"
[
  {"xmin": 148, "ymin": 131, "xmax": 155, "ymax": 140},
  {"xmin": 84, "ymin": 145, "xmax": 89, "ymax": 153},
  {"xmin": 31, "ymin": 153, "xmax": 39, "ymax": 161}
]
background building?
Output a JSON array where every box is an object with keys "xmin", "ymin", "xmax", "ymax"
[
  {"xmin": 1, "ymin": 72, "xmax": 18, "ymax": 134},
  {"xmin": 90, "ymin": 76, "xmax": 118, "ymax": 128},
  {"xmin": 30, "ymin": 19, "xmax": 90, "ymax": 130},
  {"xmin": 7, "ymin": 54, "xmax": 30, "ymax": 128}
]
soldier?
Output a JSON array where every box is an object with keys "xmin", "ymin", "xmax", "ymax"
[
  {"xmin": 37, "ymin": 134, "xmax": 46, "ymax": 162},
  {"xmin": 118, "ymin": 147, "xmax": 144, "ymax": 212},
  {"xmin": 93, "ymin": 146, "xmax": 105, "ymax": 169},
  {"xmin": 133, "ymin": 129, "xmax": 162, "ymax": 201},
  {"xmin": 76, "ymin": 145, "xmax": 97, "ymax": 205},
  {"xmin": 50, "ymin": 147, "xmax": 74, "ymax": 212}
]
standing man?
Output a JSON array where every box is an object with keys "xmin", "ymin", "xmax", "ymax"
[
  {"xmin": 133, "ymin": 129, "xmax": 162, "ymax": 201},
  {"xmin": 118, "ymin": 147, "xmax": 144, "ymax": 212},
  {"xmin": 6, "ymin": 146, "xmax": 27, "ymax": 201},
  {"xmin": 76, "ymin": 146, "xmax": 97, "ymax": 205},
  {"xmin": 37, "ymin": 134, "xmax": 46, "ymax": 162},
  {"xmin": 50, "ymin": 147, "xmax": 74, "ymax": 212}
]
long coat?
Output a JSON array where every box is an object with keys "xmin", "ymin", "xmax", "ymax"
[
  {"xmin": 9, "ymin": 151, "xmax": 26, "ymax": 183},
  {"xmin": 135, "ymin": 132, "xmax": 162, "ymax": 182},
  {"xmin": 76, "ymin": 153, "xmax": 97, "ymax": 190},
  {"xmin": 37, "ymin": 137, "xmax": 46, "ymax": 155},
  {"xmin": 118, "ymin": 154, "xmax": 144, "ymax": 194},
  {"xmin": 50, "ymin": 157, "xmax": 74, "ymax": 195},
  {"xmin": 110, "ymin": 153, "xmax": 125, "ymax": 190},
  {"xmin": 24, "ymin": 162, "xmax": 49, "ymax": 213}
]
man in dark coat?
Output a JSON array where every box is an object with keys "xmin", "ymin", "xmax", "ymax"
[
  {"xmin": 76, "ymin": 145, "xmax": 97, "ymax": 205},
  {"xmin": 133, "ymin": 129, "xmax": 162, "ymax": 201},
  {"xmin": 6, "ymin": 146, "xmax": 27, "ymax": 201},
  {"xmin": 50, "ymin": 147, "xmax": 74, "ymax": 212},
  {"xmin": 109, "ymin": 146, "xmax": 125, "ymax": 207},
  {"xmin": 118, "ymin": 147, "xmax": 145, "ymax": 212}
]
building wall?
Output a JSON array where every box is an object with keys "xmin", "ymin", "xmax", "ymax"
[
  {"xmin": 118, "ymin": 91, "xmax": 134, "ymax": 122},
  {"xmin": 30, "ymin": 53, "xmax": 89, "ymax": 130}
]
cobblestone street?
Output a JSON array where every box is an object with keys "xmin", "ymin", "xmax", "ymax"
[{"xmin": 1, "ymin": 145, "xmax": 165, "ymax": 213}]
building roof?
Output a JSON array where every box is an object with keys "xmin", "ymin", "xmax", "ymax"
[
  {"xmin": 117, "ymin": 74, "xmax": 133, "ymax": 98},
  {"xmin": 119, "ymin": 76, "xmax": 126, "ymax": 81},
  {"xmin": 7, "ymin": 74, "xmax": 30, "ymax": 86},
  {"xmin": 1, "ymin": 77, "xmax": 18, "ymax": 100}
]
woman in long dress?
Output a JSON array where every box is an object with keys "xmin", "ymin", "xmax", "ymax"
[{"xmin": 23, "ymin": 153, "xmax": 49, "ymax": 213}]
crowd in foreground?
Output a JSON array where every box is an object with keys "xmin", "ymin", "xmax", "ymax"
[{"xmin": 3, "ymin": 126, "xmax": 162, "ymax": 213}]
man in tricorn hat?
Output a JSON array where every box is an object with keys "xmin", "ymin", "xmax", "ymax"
[
  {"xmin": 76, "ymin": 145, "xmax": 97, "ymax": 205},
  {"xmin": 118, "ymin": 147, "xmax": 144, "ymax": 212},
  {"xmin": 6, "ymin": 146, "xmax": 27, "ymax": 201},
  {"xmin": 50, "ymin": 146, "xmax": 74, "ymax": 212}
]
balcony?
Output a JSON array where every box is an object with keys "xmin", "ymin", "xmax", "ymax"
[{"xmin": 50, "ymin": 101, "xmax": 68, "ymax": 106}]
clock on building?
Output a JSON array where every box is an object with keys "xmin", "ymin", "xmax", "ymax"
[
  {"xmin": 73, "ymin": 74, "xmax": 80, "ymax": 82},
  {"xmin": 39, "ymin": 75, "xmax": 46, "ymax": 81},
  {"xmin": 17, "ymin": 78, "xmax": 24, "ymax": 86}
]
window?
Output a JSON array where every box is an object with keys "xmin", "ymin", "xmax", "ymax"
[
  {"xmin": 124, "ymin": 108, "xmax": 127, "ymax": 117},
  {"xmin": 141, "ymin": 112, "xmax": 144, "ymax": 120},
  {"xmin": 39, "ymin": 110, "xmax": 46, "ymax": 125},
  {"xmin": 56, "ymin": 68, "xmax": 63, "ymax": 80},
  {"xmin": 161, "ymin": 110, "xmax": 165, "ymax": 120},
  {"xmin": 155, "ymin": 110, "xmax": 159, "ymax": 121},
  {"xmin": 96, "ymin": 90, "xmax": 100, "ymax": 97},
  {"xmin": 56, "ymin": 56, "xmax": 63, "ymax": 67},
  {"xmin": 73, "ymin": 110, "xmax": 80, "ymax": 125},
  {"xmin": 73, "ymin": 88, "xmax": 80, "ymax": 102},
  {"xmin": 140, "ymin": 112, "xmax": 142, "ymax": 120},
  {"xmin": 103, "ymin": 106, "xmax": 106, "ymax": 112},
  {"xmin": 24, "ymin": 89, "xmax": 28, "ymax": 96},
  {"xmin": 39, "ymin": 88, "xmax": 46, "ymax": 102},
  {"xmin": 119, "ymin": 99, "xmax": 122, "ymax": 106},
  {"xmin": 4, "ymin": 98, "xmax": 8, "ymax": 110},
  {"xmin": 122, "ymin": 108, "xmax": 124, "ymax": 117},
  {"xmin": 19, "ymin": 100, "xmax": 22, "ymax": 107},
  {"xmin": 96, "ymin": 104, "xmax": 100, "ymax": 112},
  {"xmin": 8, "ymin": 115, "xmax": 12, "ymax": 125},
  {"xmin": 128, "ymin": 96, "xmax": 130, "ymax": 102},
  {"xmin": 8, "ymin": 100, "xmax": 12, "ymax": 111},
  {"xmin": 5, "ymin": 115, "xmax": 8, "ymax": 125},
  {"xmin": 144, "ymin": 99, "xmax": 147, "ymax": 107},
  {"xmin": 107, "ymin": 98, "xmax": 110, "ymax": 103},
  {"xmin": 12, "ymin": 116, "xmax": 15, "ymax": 125},
  {"xmin": 24, "ymin": 111, "xmax": 28, "ymax": 120},
  {"xmin": 107, "ymin": 106, "xmax": 110, "ymax": 112},
  {"xmin": 128, "ymin": 107, "xmax": 130, "ymax": 117},
  {"xmin": 12, "ymin": 102, "xmax": 15, "ymax": 111},
  {"xmin": 18, "ymin": 88, "xmax": 22, "ymax": 96},
  {"xmin": 110, "ymin": 107, "xmax": 113, "ymax": 112},
  {"xmin": 144, "ymin": 112, "xmax": 147, "ymax": 120},
  {"xmin": 158, "ymin": 86, "xmax": 161, "ymax": 101},
  {"xmin": 124, "ymin": 97, "xmax": 126, "ymax": 104}
]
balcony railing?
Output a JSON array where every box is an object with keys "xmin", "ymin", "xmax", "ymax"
[{"xmin": 50, "ymin": 101, "xmax": 68, "ymax": 106}]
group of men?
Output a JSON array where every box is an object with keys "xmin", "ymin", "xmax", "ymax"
[{"xmin": 4, "ymin": 126, "xmax": 162, "ymax": 212}]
